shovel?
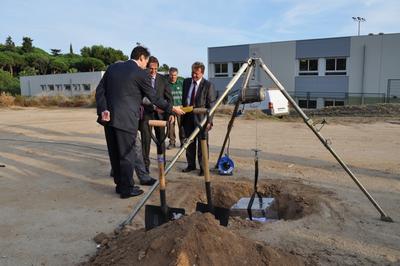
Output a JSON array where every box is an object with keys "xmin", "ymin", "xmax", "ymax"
[
  {"xmin": 194, "ymin": 109, "xmax": 230, "ymax": 226},
  {"xmin": 145, "ymin": 120, "xmax": 185, "ymax": 230}
]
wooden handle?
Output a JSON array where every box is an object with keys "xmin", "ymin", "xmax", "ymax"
[
  {"xmin": 158, "ymin": 155, "xmax": 166, "ymax": 190},
  {"xmin": 148, "ymin": 120, "xmax": 167, "ymax": 127},
  {"xmin": 200, "ymin": 139, "xmax": 210, "ymax": 182},
  {"xmin": 193, "ymin": 108, "xmax": 208, "ymax": 114}
]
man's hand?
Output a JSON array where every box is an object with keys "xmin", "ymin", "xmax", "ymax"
[
  {"xmin": 101, "ymin": 110, "xmax": 110, "ymax": 122},
  {"xmin": 206, "ymin": 123, "xmax": 213, "ymax": 131},
  {"xmin": 169, "ymin": 115, "xmax": 175, "ymax": 123},
  {"xmin": 172, "ymin": 106, "xmax": 185, "ymax": 116}
]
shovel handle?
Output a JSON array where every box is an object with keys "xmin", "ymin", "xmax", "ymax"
[
  {"xmin": 158, "ymin": 154, "xmax": 166, "ymax": 190},
  {"xmin": 200, "ymin": 139, "xmax": 210, "ymax": 183},
  {"xmin": 193, "ymin": 108, "xmax": 208, "ymax": 114},
  {"xmin": 148, "ymin": 120, "xmax": 167, "ymax": 128}
]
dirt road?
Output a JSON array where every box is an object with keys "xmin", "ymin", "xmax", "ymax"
[{"xmin": 0, "ymin": 107, "xmax": 399, "ymax": 265}]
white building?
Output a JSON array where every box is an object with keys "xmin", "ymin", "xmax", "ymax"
[
  {"xmin": 20, "ymin": 71, "xmax": 105, "ymax": 96},
  {"xmin": 208, "ymin": 33, "xmax": 400, "ymax": 108}
]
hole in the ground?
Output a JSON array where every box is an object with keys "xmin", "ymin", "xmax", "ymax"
[{"xmin": 209, "ymin": 179, "xmax": 318, "ymax": 221}]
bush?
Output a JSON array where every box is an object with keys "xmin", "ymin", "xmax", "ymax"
[
  {"xmin": 0, "ymin": 69, "xmax": 20, "ymax": 95},
  {"xmin": 0, "ymin": 92, "xmax": 15, "ymax": 107}
]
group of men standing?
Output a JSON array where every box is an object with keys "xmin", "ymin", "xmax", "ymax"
[{"xmin": 96, "ymin": 45, "xmax": 216, "ymax": 199}]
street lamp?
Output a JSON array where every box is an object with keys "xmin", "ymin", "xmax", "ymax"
[{"xmin": 352, "ymin": 17, "xmax": 366, "ymax": 36}]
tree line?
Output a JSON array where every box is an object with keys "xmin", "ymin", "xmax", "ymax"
[{"xmin": 0, "ymin": 36, "xmax": 130, "ymax": 95}]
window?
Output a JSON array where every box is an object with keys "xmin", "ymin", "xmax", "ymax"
[
  {"xmin": 64, "ymin": 84, "xmax": 71, "ymax": 91},
  {"xmin": 299, "ymin": 59, "xmax": 318, "ymax": 76},
  {"xmin": 56, "ymin": 84, "xmax": 63, "ymax": 91},
  {"xmin": 83, "ymin": 84, "xmax": 91, "ymax": 91},
  {"xmin": 214, "ymin": 63, "xmax": 228, "ymax": 77},
  {"xmin": 325, "ymin": 58, "xmax": 346, "ymax": 75},
  {"xmin": 48, "ymin": 85, "xmax": 54, "ymax": 91},
  {"xmin": 41, "ymin": 85, "xmax": 46, "ymax": 91},
  {"xmin": 298, "ymin": 99, "xmax": 317, "ymax": 109},
  {"xmin": 324, "ymin": 99, "xmax": 345, "ymax": 107},
  {"xmin": 233, "ymin": 62, "xmax": 244, "ymax": 76}
]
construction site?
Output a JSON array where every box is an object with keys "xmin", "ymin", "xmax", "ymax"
[{"xmin": 1, "ymin": 60, "xmax": 400, "ymax": 266}]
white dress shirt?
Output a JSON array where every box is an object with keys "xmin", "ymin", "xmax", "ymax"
[{"xmin": 186, "ymin": 78, "xmax": 202, "ymax": 105}]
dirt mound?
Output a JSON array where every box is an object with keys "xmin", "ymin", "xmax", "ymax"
[
  {"xmin": 85, "ymin": 213, "xmax": 304, "ymax": 266},
  {"xmin": 294, "ymin": 103, "xmax": 400, "ymax": 117}
]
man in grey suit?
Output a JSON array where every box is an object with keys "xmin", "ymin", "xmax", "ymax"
[
  {"xmin": 181, "ymin": 62, "xmax": 217, "ymax": 176},
  {"xmin": 96, "ymin": 46, "xmax": 184, "ymax": 199}
]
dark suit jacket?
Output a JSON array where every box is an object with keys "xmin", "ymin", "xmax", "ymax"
[
  {"xmin": 143, "ymin": 73, "xmax": 173, "ymax": 120},
  {"xmin": 95, "ymin": 60, "xmax": 172, "ymax": 133},
  {"xmin": 182, "ymin": 77, "xmax": 217, "ymax": 126}
]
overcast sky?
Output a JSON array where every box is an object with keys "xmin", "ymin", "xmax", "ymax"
[{"xmin": 1, "ymin": 0, "xmax": 399, "ymax": 76}]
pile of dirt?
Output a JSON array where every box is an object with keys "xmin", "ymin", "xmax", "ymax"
[
  {"xmin": 84, "ymin": 213, "xmax": 304, "ymax": 266},
  {"xmin": 293, "ymin": 103, "xmax": 400, "ymax": 117}
]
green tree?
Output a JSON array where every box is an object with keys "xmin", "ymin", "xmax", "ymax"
[
  {"xmin": 19, "ymin": 66, "xmax": 38, "ymax": 77},
  {"xmin": 80, "ymin": 45, "xmax": 127, "ymax": 65},
  {"xmin": 0, "ymin": 69, "xmax": 20, "ymax": 95},
  {"xmin": 49, "ymin": 57, "xmax": 68, "ymax": 73},
  {"xmin": 22, "ymin": 37, "xmax": 34, "ymax": 53},
  {"xmin": 69, "ymin": 43, "xmax": 74, "ymax": 54},
  {"xmin": 76, "ymin": 57, "xmax": 105, "ymax": 72},
  {"xmin": 0, "ymin": 52, "xmax": 14, "ymax": 75},
  {"xmin": 50, "ymin": 49, "xmax": 61, "ymax": 56},
  {"xmin": 5, "ymin": 36, "xmax": 16, "ymax": 52},
  {"xmin": 158, "ymin": 63, "xmax": 169, "ymax": 72},
  {"xmin": 24, "ymin": 53, "xmax": 49, "ymax": 74}
]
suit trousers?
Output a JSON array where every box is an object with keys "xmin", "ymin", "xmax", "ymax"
[
  {"xmin": 168, "ymin": 115, "xmax": 185, "ymax": 146},
  {"xmin": 139, "ymin": 113, "xmax": 166, "ymax": 172},
  {"xmin": 183, "ymin": 116, "xmax": 209, "ymax": 170},
  {"xmin": 104, "ymin": 125, "xmax": 138, "ymax": 194}
]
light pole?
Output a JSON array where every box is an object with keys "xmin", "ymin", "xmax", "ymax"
[{"xmin": 352, "ymin": 16, "xmax": 366, "ymax": 36}]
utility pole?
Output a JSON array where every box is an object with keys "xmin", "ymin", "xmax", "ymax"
[{"xmin": 352, "ymin": 17, "xmax": 366, "ymax": 36}]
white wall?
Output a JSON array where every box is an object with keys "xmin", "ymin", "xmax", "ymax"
[
  {"xmin": 20, "ymin": 71, "xmax": 105, "ymax": 96},
  {"xmin": 349, "ymin": 33, "xmax": 400, "ymax": 95},
  {"xmin": 249, "ymin": 41, "xmax": 296, "ymax": 93}
]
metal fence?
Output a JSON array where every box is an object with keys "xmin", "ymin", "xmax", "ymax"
[{"xmin": 292, "ymin": 91, "xmax": 388, "ymax": 108}]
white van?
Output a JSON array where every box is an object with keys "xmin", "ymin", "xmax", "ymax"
[{"xmin": 242, "ymin": 89, "xmax": 289, "ymax": 116}]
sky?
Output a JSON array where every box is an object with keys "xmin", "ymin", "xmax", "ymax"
[{"xmin": 1, "ymin": 0, "xmax": 399, "ymax": 76}]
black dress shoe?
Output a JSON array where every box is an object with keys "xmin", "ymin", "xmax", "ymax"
[
  {"xmin": 182, "ymin": 167, "xmax": 196, "ymax": 173},
  {"xmin": 120, "ymin": 188, "xmax": 144, "ymax": 199},
  {"xmin": 140, "ymin": 178, "xmax": 157, "ymax": 186},
  {"xmin": 198, "ymin": 169, "xmax": 204, "ymax": 176},
  {"xmin": 116, "ymin": 186, "xmax": 139, "ymax": 194}
]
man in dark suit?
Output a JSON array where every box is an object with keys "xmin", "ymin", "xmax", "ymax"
[
  {"xmin": 181, "ymin": 62, "xmax": 217, "ymax": 176},
  {"xmin": 139, "ymin": 56, "xmax": 174, "ymax": 173},
  {"xmin": 96, "ymin": 46, "xmax": 184, "ymax": 199}
]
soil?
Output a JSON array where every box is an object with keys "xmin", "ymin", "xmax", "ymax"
[{"xmin": 84, "ymin": 213, "xmax": 304, "ymax": 266}]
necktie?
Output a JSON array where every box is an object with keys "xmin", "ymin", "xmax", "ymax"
[
  {"xmin": 151, "ymin": 77, "xmax": 155, "ymax": 89},
  {"xmin": 190, "ymin": 81, "xmax": 197, "ymax": 106}
]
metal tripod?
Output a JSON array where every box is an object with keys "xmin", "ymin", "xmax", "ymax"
[{"xmin": 118, "ymin": 58, "xmax": 392, "ymax": 229}]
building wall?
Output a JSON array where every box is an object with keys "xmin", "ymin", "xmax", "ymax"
[
  {"xmin": 208, "ymin": 45, "xmax": 249, "ymax": 95},
  {"xmin": 250, "ymin": 41, "xmax": 296, "ymax": 93},
  {"xmin": 20, "ymin": 71, "xmax": 104, "ymax": 96},
  {"xmin": 208, "ymin": 33, "xmax": 400, "ymax": 107},
  {"xmin": 349, "ymin": 33, "xmax": 400, "ymax": 96}
]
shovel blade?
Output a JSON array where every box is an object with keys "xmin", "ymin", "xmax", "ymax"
[
  {"xmin": 196, "ymin": 202, "xmax": 230, "ymax": 226},
  {"xmin": 145, "ymin": 205, "xmax": 185, "ymax": 231}
]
